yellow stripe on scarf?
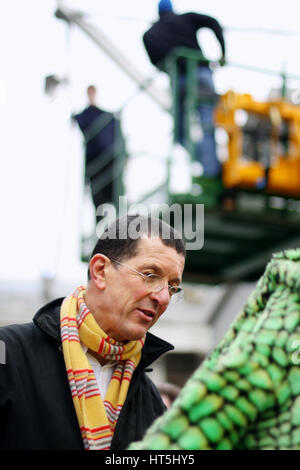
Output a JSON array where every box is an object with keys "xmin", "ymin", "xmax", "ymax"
[{"xmin": 60, "ymin": 286, "xmax": 145, "ymax": 450}]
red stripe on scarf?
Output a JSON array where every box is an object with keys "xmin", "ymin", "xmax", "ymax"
[
  {"xmin": 61, "ymin": 335, "xmax": 80, "ymax": 343},
  {"xmin": 75, "ymin": 389, "xmax": 101, "ymax": 399},
  {"xmin": 81, "ymin": 425, "xmax": 111, "ymax": 433},
  {"xmin": 104, "ymin": 401, "xmax": 117, "ymax": 412},
  {"xmin": 78, "ymin": 306, "xmax": 90, "ymax": 327},
  {"xmin": 98, "ymin": 337, "xmax": 105, "ymax": 354},
  {"xmin": 60, "ymin": 316, "xmax": 78, "ymax": 323},
  {"xmin": 67, "ymin": 368, "xmax": 94, "ymax": 374},
  {"xmin": 111, "ymin": 374, "xmax": 122, "ymax": 383},
  {"xmin": 103, "ymin": 342, "xmax": 111, "ymax": 358}
]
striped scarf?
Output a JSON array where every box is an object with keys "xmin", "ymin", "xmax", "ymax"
[{"xmin": 60, "ymin": 286, "xmax": 145, "ymax": 450}]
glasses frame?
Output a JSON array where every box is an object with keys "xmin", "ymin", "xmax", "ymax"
[{"xmin": 110, "ymin": 258, "xmax": 184, "ymax": 302}]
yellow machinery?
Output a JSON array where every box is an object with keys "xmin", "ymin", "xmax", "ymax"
[{"xmin": 215, "ymin": 91, "xmax": 300, "ymax": 196}]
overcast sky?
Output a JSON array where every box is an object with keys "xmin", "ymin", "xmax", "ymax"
[{"xmin": 1, "ymin": 0, "xmax": 300, "ymax": 284}]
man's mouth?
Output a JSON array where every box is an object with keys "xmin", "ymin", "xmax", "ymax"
[{"xmin": 136, "ymin": 308, "xmax": 156, "ymax": 322}]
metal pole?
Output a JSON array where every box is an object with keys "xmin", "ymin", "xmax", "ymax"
[{"xmin": 55, "ymin": 7, "xmax": 170, "ymax": 111}]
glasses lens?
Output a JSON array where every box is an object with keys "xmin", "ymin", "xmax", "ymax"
[
  {"xmin": 144, "ymin": 274, "xmax": 165, "ymax": 292},
  {"xmin": 171, "ymin": 289, "xmax": 184, "ymax": 304},
  {"xmin": 144, "ymin": 274, "xmax": 184, "ymax": 303}
]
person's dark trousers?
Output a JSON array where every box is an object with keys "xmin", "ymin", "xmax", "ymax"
[{"xmin": 177, "ymin": 66, "xmax": 221, "ymax": 177}]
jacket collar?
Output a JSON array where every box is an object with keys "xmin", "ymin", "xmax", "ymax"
[
  {"xmin": 33, "ymin": 298, "xmax": 174, "ymax": 367},
  {"xmin": 139, "ymin": 331, "xmax": 174, "ymax": 369},
  {"xmin": 33, "ymin": 297, "xmax": 63, "ymax": 342}
]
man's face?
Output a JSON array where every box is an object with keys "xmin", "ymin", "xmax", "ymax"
[
  {"xmin": 98, "ymin": 237, "xmax": 185, "ymax": 342},
  {"xmin": 87, "ymin": 86, "xmax": 96, "ymax": 104}
]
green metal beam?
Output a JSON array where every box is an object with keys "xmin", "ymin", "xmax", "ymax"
[{"xmin": 218, "ymin": 235, "xmax": 300, "ymax": 281}]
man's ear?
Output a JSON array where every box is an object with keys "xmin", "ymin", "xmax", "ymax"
[{"xmin": 88, "ymin": 254, "xmax": 109, "ymax": 290}]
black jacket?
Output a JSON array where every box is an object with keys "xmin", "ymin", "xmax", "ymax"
[
  {"xmin": 143, "ymin": 11, "xmax": 225, "ymax": 69},
  {"xmin": 0, "ymin": 298, "xmax": 174, "ymax": 450},
  {"xmin": 73, "ymin": 106, "xmax": 117, "ymax": 165},
  {"xmin": 72, "ymin": 106, "xmax": 118, "ymax": 207}
]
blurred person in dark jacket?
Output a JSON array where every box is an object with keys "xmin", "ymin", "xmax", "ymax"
[
  {"xmin": 73, "ymin": 85, "xmax": 119, "ymax": 215},
  {"xmin": 143, "ymin": 0, "xmax": 226, "ymax": 177}
]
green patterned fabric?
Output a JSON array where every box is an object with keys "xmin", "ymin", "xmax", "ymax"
[{"xmin": 129, "ymin": 249, "xmax": 300, "ymax": 450}]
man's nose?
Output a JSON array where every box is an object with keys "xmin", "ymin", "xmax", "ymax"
[{"xmin": 149, "ymin": 284, "xmax": 170, "ymax": 306}]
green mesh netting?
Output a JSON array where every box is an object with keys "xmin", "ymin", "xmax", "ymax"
[{"xmin": 129, "ymin": 249, "xmax": 300, "ymax": 450}]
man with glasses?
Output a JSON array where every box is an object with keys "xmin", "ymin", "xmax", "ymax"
[{"xmin": 0, "ymin": 215, "xmax": 186, "ymax": 450}]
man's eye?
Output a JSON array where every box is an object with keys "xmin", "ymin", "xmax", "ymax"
[
  {"xmin": 169, "ymin": 282, "xmax": 179, "ymax": 289},
  {"xmin": 144, "ymin": 273, "xmax": 161, "ymax": 283},
  {"xmin": 169, "ymin": 285, "xmax": 179, "ymax": 293}
]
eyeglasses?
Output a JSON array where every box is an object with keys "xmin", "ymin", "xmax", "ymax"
[{"xmin": 110, "ymin": 258, "xmax": 184, "ymax": 304}]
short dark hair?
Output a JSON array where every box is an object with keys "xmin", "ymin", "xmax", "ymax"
[
  {"xmin": 88, "ymin": 215, "xmax": 185, "ymax": 279},
  {"xmin": 87, "ymin": 84, "xmax": 96, "ymax": 93}
]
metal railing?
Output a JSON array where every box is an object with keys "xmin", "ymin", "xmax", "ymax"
[{"xmin": 80, "ymin": 47, "xmax": 300, "ymax": 212}]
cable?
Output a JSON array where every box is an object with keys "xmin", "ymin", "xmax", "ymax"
[
  {"xmin": 224, "ymin": 26, "xmax": 300, "ymax": 36},
  {"xmin": 77, "ymin": 11, "xmax": 300, "ymax": 37}
]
